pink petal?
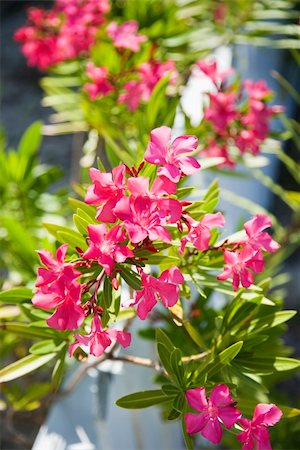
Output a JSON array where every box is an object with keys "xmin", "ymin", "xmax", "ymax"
[
  {"xmin": 46, "ymin": 302, "xmax": 84, "ymax": 330},
  {"xmin": 125, "ymin": 222, "xmax": 148, "ymax": 244},
  {"xmin": 35, "ymin": 268, "xmax": 57, "ymax": 287},
  {"xmin": 171, "ymin": 135, "xmax": 198, "ymax": 155},
  {"xmin": 37, "ymin": 249, "xmax": 56, "ymax": 269},
  {"xmin": 210, "ymin": 384, "xmax": 233, "ymax": 408},
  {"xmin": 253, "ymin": 404, "xmax": 282, "ymax": 426},
  {"xmin": 96, "ymin": 200, "xmax": 118, "ymax": 223},
  {"xmin": 109, "ymin": 329, "xmax": 131, "ymax": 348},
  {"xmin": 256, "ymin": 428, "xmax": 272, "ymax": 450},
  {"xmin": 178, "ymin": 155, "xmax": 201, "ymax": 176},
  {"xmin": 201, "ymin": 212, "xmax": 225, "ymax": 228},
  {"xmin": 90, "ymin": 332, "xmax": 111, "ymax": 356},
  {"xmin": 55, "ymin": 244, "xmax": 68, "ymax": 264},
  {"xmin": 112, "ymin": 164, "xmax": 126, "ymax": 186},
  {"xmin": 144, "ymin": 126, "xmax": 171, "ymax": 164},
  {"xmin": 151, "ymin": 176, "xmax": 177, "ymax": 195},
  {"xmin": 218, "ymin": 406, "xmax": 241, "ymax": 429},
  {"xmin": 158, "ymin": 283, "xmax": 179, "ymax": 308},
  {"xmin": 148, "ymin": 225, "xmax": 172, "ymax": 243},
  {"xmin": 127, "ymin": 177, "xmax": 149, "ymax": 196},
  {"xmin": 136, "ymin": 289, "xmax": 157, "ymax": 320},
  {"xmin": 157, "ymin": 164, "xmax": 181, "ymax": 182},
  {"xmin": 201, "ymin": 417, "xmax": 223, "ymax": 444},
  {"xmin": 87, "ymin": 224, "xmax": 107, "ymax": 245},
  {"xmin": 185, "ymin": 412, "xmax": 207, "ymax": 434},
  {"xmin": 185, "ymin": 387, "xmax": 208, "ymax": 412},
  {"xmin": 114, "ymin": 245, "xmax": 134, "ymax": 263},
  {"xmin": 160, "ymin": 267, "xmax": 184, "ymax": 284}
]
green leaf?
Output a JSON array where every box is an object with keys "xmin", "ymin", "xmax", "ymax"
[
  {"xmin": 235, "ymin": 356, "xmax": 300, "ymax": 374},
  {"xmin": 116, "ymin": 390, "xmax": 169, "ymax": 409},
  {"xmin": 29, "ymin": 340, "xmax": 65, "ymax": 355},
  {"xmin": 0, "ymin": 288, "xmax": 33, "ymax": 304},
  {"xmin": 200, "ymin": 342, "xmax": 244, "ymax": 378},
  {"xmin": 161, "ymin": 384, "xmax": 181, "ymax": 396},
  {"xmin": 43, "ymin": 222, "xmax": 87, "ymax": 250},
  {"xmin": 68, "ymin": 198, "xmax": 96, "ymax": 221},
  {"xmin": 182, "ymin": 409, "xmax": 194, "ymax": 450},
  {"xmin": 157, "ymin": 343, "xmax": 174, "ymax": 376},
  {"xmin": 73, "ymin": 213, "xmax": 89, "ymax": 235},
  {"xmin": 156, "ymin": 329, "xmax": 175, "ymax": 354},
  {"xmin": 170, "ymin": 348, "xmax": 184, "ymax": 385},
  {"xmin": 0, "ymin": 353, "xmax": 56, "ymax": 382},
  {"xmin": 0, "ymin": 322, "xmax": 59, "ymax": 339},
  {"xmin": 51, "ymin": 346, "xmax": 67, "ymax": 391},
  {"xmin": 119, "ymin": 266, "xmax": 142, "ymax": 290},
  {"xmin": 183, "ymin": 321, "xmax": 207, "ymax": 350},
  {"xmin": 247, "ymin": 310, "xmax": 297, "ymax": 334},
  {"xmin": 102, "ymin": 277, "xmax": 113, "ymax": 309}
]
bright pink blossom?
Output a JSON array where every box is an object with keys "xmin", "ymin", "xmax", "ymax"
[
  {"xmin": 204, "ymin": 92, "xmax": 238, "ymax": 135},
  {"xmin": 69, "ymin": 313, "xmax": 131, "ymax": 357},
  {"xmin": 185, "ymin": 384, "xmax": 241, "ymax": 444},
  {"xmin": 180, "ymin": 212, "xmax": 225, "ymax": 253},
  {"xmin": 217, "ymin": 247, "xmax": 265, "ymax": 291},
  {"xmin": 237, "ymin": 403, "xmax": 282, "ymax": 450},
  {"xmin": 144, "ymin": 126, "xmax": 200, "ymax": 182},
  {"xmin": 127, "ymin": 176, "xmax": 181, "ymax": 223},
  {"xmin": 85, "ymin": 164, "xmax": 126, "ymax": 222},
  {"xmin": 84, "ymin": 62, "xmax": 114, "ymax": 100},
  {"xmin": 32, "ymin": 279, "xmax": 84, "ymax": 330},
  {"xmin": 201, "ymin": 140, "xmax": 235, "ymax": 168},
  {"xmin": 83, "ymin": 224, "xmax": 133, "ymax": 276},
  {"xmin": 35, "ymin": 244, "xmax": 80, "ymax": 288},
  {"xmin": 118, "ymin": 60, "xmax": 177, "ymax": 111},
  {"xmin": 124, "ymin": 267, "xmax": 184, "ymax": 319},
  {"xmin": 243, "ymin": 214, "xmax": 280, "ymax": 253},
  {"xmin": 15, "ymin": 1, "xmax": 110, "ymax": 70},
  {"xmin": 195, "ymin": 58, "xmax": 232, "ymax": 86},
  {"xmin": 106, "ymin": 21, "xmax": 147, "ymax": 52},
  {"xmin": 114, "ymin": 196, "xmax": 172, "ymax": 244},
  {"xmin": 244, "ymin": 80, "xmax": 273, "ymax": 102}
]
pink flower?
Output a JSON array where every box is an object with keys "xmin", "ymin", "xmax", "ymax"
[
  {"xmin": 84, "ymin": 62, "xmax": 114, "ymax": 100},
  {"xmin": 114, "ymin": 195, "xmax": 172, "ymax": 244},
  {"xmin": 138, "ymin": 60, "xmax": 178, "ymax": 99},
  {"xmin": 195, "ymin": 58, "xmax": 232, "ymax": 86},
  {"xmin": 85, "ymin": 164, "xmax": 126, "ymax": 223},
  {"xmin": 244, "ymin": 80, "xmax": 272, "ymax": 102},
  {"xmin": 83, "ymin": 224, "xmax": 134, "ymax": 276},
  {"xmin": 201, "ymin": 140, "xmax": 235, "ymax": 168},
  {"xmin": 217, "ymin": 247, "xmax": 265, "ymax": 291},
  {"xmin": 185, "ymin": 384, "xmax": 241, "ymax": 444},
  {"xmin": 118, "ymin": 60, "xmax": 177, "ymax": 111},
  {"xmin": 35, "ymin": 244, "xmax": 80, "ymax": 288},
  {"xmin": 144, "ymin": 126, "xmax": 200, "ymax": 182},
  {"xmin": 106, "ymin": 20, "xmax": 147, "ymax": 52},
  {"xmin": 69, "ymin": 313, "xmax": 131, "ymax": 357},
  {"xmin": 237, "ymin": 403, "xmax": 282, "ymax": 450},
  {"xmin": 118, "ymin": 80, "xmax": 145, "ymax": 111},
  {"xmin": 32, "ymin": 279, "xmax": 85, "ymax": 330},
  {"xmin": 243, "ymin": 214, "xmax": 280, "ymax": 253},
  {"xmin": 124, "ymin": 267, "xmax": 184, "ymax": 319},
  {"xmin": 127, "ymin": 176, "xmax": 181, "ymax": 223},
  {"xmin": 180, "ymin": 212, "xmax": 225, "ymax": 253},
  {"xmin": 204, "ymin": 92, "xmax": 238, "ymax": 135}
]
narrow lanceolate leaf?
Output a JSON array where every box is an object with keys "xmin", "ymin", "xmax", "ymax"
[
  {"xmin": 157, "ymin": 343, "xmax": 174, "ymax": 376},
  {"xmin": 156, "ymin": 329, "xmax": 175, "ymax": 354},
  {"xmin": 0, "ymin": 353, "xmax": 56, "ymax": 382},
  {"xmin": 119, "ymin": 266, "xmax": 142, "ymax": 291},
  {"xmin": 116, "ymin": 390, "xmax": 169, "ymax": 409},
  {"xmin": 0, "ymin": 288, "xmax": 33, "ymax": 304},
  {"xmin": 51, "ymin": 346, "xmax": 67, "ymax": 392},
  {"xmin": 235, "ymin": 356, "xmax": 300, "ymax": 374},
  {"xmin": 183, "ymin": 321, "xmax": 207, "ymax": 350},
  {"xmin": 247, "ymin": 310, "xmax": 297, "ymax": 334},
  {"xmin": 200, "ymin": 342, "xmax": 244, "ymax": 378}
]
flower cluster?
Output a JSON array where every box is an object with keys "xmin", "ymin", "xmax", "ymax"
[
  {"xmin": 14, "ymin": 0, "xmax": 110, "ymax": 70},
  {"xmin": 32, "ymin": 125, "xmax": 279, "ymax": 357},
  {"xmin": 185, "ymin": 384, "xmax": 282, "ymax": 450},
  {"xmin": 84, "ymin": 56, "xmax": 177, "ymax": 111},
  {"xmin": 195, "ymin": 59, "xmax": 283, "ymax": 167},
  {"xmin": 217, "ymin": 213, "xmax": 280, "ymax": 291}
]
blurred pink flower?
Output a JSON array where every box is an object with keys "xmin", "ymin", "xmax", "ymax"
[{"xmin": 107, "ymin": 20, "xmax": 147, "ymax": 52}]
